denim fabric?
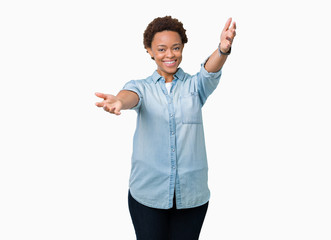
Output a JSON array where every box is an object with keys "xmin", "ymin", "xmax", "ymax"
[{"xmin": 123, "ymin": 60, "xmax": 222, "ymax": 209}]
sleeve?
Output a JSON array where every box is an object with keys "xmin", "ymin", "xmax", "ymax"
[
  {"xmin": 122, "ymin": 80, "xmax": 143, "ymax": 111},
  {"xmin": 196, "ymin": 57, "xmax": 222, "ymax": 106}
]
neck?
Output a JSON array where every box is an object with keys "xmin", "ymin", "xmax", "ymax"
[{"xmin": 157, "ymin": 69, "xmax": 176, "ymax": 83}]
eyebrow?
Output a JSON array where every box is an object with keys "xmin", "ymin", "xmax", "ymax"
[{"xmin": 157, "ymin": 43, "xmax": 181, "ymax": 47}]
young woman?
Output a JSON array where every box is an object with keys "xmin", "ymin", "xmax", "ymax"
[{"xmin": 95, "ymin": 16, "xmax": 236, "ymax": 240}]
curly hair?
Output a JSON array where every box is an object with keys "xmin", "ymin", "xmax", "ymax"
[{"xmin": 143, "ymin": 16, "xmax": 188, "ymax": 49}]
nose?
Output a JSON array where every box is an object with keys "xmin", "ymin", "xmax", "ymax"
[{"xmin": 166, "ymin": 49, "xmax": 175, "ymax": 58}]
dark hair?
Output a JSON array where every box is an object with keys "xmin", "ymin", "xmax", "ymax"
[{"xmin": 143, "ymin": 16, "xmax": 188, "ymax": 49}]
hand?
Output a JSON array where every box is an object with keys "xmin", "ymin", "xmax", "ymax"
[
  {"xmin": 220, "ymin": 18, "xmax": 236, "ymax": 53},
  {"xmin": 95, "ymin": 92, "xmax": 123, "ymax": 115}
]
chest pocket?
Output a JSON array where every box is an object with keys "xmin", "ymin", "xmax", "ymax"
[{"xmin": 180, "ymin": 92, "xmax": 202, "ymax": 124}]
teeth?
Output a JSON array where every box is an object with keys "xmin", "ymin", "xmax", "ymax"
[{"xmin": 165, "ymin": 61, "xmax": 175, "ymax": 64}]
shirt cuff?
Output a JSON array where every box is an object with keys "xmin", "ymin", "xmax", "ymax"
[
  {"xmin": 200, "ymin": 56, "xmax": 222, "ymax": 79},
  {"xmin": 122, "ymin": 81, "xmax": 142, "ymax": 111}
]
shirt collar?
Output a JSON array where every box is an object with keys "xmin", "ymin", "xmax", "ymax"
[{"xmin": 151, "ymin": 68, "xmax": 185, "ymax": 83}]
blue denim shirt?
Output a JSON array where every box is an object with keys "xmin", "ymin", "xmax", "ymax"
[{"xmin": 123, "ymin": 60, "xmax": 222, "ymax": 209}]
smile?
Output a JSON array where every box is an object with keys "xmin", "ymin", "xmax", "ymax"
[{"xmin": 163, "ymin": 60, "xmax": 177, "ymax": 67}]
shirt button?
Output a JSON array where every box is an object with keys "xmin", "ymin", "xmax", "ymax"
[
  {"xmin": 172, "ymin": 149, "xmax": 175, "ymax": 152},
  {"xmin": 172, "ymin": 166, "xmax": 176, "ymax": 169},
  {"xmin": 171, "ymin": 132, "xmax": 175, "ymax": 135},
  {"xmin": 170, "ymin": 114, "xmax": 174, "ymax": 117}
]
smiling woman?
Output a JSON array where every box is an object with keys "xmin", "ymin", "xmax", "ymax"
[
  {"xmin": 95, "ymin": 15, "xmax": 236, "ymax": 239},
  {"xmin": 146, "ymin": 31, "xmax": 183, "ymax": 82}
]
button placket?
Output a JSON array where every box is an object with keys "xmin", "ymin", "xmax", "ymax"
[
  {"xmin": 168, "ymin": 89, "xmax": 177, "ymax": 205},
  {"xmin": 160, "ymin": 78, "xmax": 178, "ymax": 207}
]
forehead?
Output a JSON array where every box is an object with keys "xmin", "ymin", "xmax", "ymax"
[{"xmin": 152, "ymin": 31, "xmax": 182, "ymax": 46}]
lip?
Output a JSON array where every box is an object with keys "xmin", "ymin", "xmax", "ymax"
[{"xmin": 163, "ymin": 59, "xmax": 177, "ymax": 67}]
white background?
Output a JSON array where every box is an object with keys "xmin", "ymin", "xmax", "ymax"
[{"xmin": 1, "ymin": 0, "xmax": 330, "ymax": 239}]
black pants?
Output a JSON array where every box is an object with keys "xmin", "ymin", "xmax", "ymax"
[{"xmin": 128, "ymin": 190, "xmax": 209, "ymax": 240}]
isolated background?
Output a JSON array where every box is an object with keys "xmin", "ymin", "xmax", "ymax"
[{"xmin": 1, "ymin": 0, "xmax": 330, "ymax": 239}]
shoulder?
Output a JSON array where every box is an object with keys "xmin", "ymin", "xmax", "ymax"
[
  {"xmin": 125, "ymin": 74, "xmax": 154, "ymax": 86},
  {"xmin": 122, "ymin": 74, "xmax": 155, "ymax": 95}
]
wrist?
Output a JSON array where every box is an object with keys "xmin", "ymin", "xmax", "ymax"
[{"xmin": 218, "ymin": 43, "xmax": 231, "ymax": 56}]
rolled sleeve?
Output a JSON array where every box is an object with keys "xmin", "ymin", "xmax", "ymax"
[
  {"xmin": 200, "ymin": 57, "xmax": 222, "ymax": 79},
  {"xmin": 122, "ymin": 80, "xmax": 143, "ymax": 111},
  {"xmin": 197, "ymin": 57, "xmax": 222, "ymax": 105}
]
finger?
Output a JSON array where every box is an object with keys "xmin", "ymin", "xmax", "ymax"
[
  {"xmin": 95, "ymin": 102, "xmax": 105, "ymax": 107},
  {"xmin": 109, "ymin": 106, "xmax": 119, "ymax": 115},
  {"xmin": 227, "ymin": 28, "xmax": 236, "ymax": 38},
  {"xmin": 231, "ymin": 29, "xmax": 236, "ymax": 38},
  {"xmin": 114, "ymin": 106, "xmax": 122, "ymax": 115},
  {"xmin": 230, "ymin": 21, "xmax": 236, "ymax": 30},
  {"xmin": 95, "ymin": 92, "xmax": 107, "ymax": 100},
  {"xmin": 103, "ymin": 104, "xmax": 119, "ymax": 115},
  {"xmin": 226, "ymin": 32, "xmax": 235, "ymax": 42},
  {"xmin": 223, "ymin": 18, "xmax": 232, "ymax": 31},
  {"xmin": 103, "ymin": 104, "xmax": 108, "ymax": 112}
]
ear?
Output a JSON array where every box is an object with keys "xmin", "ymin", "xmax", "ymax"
[{"xmin": 146, "ymin": 48, "xmax": 155, "ymax": 60}]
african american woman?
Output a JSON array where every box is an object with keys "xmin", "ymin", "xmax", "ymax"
[{"xmin": 95, "ymin": 16, "xmax": 237, "ymax": 240}]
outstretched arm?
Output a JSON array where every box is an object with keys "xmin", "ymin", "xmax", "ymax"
[
  {"xmin": 95, "ymin": 90, "xmax": 139, "ymax": 115},
  {"xmin": 204, "ymin": 18, "xmax": 237, "ymax": 73}
]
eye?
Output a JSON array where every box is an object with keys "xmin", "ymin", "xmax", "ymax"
[
  {"xmin": 174, "ymin": 47, "xmax": 180, "ymax": 51},
  {"xmin": 158, "ymin": 49, "xmax": 165, "ymax": 52}
]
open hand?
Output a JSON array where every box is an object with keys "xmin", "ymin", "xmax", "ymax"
[
  {"xmin": 95, "ymin": 92, "xmax": 123, "ymax": 115},
  {"xmin": 220, "ymin": 18, "xmax": 236, "ymax": 53}
]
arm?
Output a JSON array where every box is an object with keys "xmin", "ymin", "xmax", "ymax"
[
  {"xmin": 204, "ymin": 18, "xmax": 236, "ymax": 73},
  {"xmin": 95, "ymin": 90, "xmax": 139, "ymax": 115},
  {"xmin": 116, "ymin": 90, "xmax": 140, "ymax": 110}
]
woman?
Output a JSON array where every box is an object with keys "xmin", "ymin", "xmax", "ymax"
[{"xmin": 95, "ymin": 16, "xmax": 236, "ymax": 240}]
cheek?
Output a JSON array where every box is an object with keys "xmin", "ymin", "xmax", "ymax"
[
  {"xmin": 154, "ymin": 57, "xmax": 163, "ymax": 66},
  {"xmin": 154, "ymin": 52, "xmax": 163, "ymax": 59}
]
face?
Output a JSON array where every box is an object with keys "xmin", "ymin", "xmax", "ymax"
[{"xmin": 147, "ymin": 31, "xmax": 184, "ymax": 81}]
